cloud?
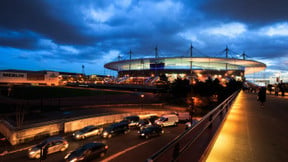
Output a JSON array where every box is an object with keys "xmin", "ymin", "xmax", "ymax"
[
  {"xmin": 0, "ymin": 0, "xmax": 287, "ymax": 81},
  {"xmin": 260, "ymin": 22, "xmax": 288, "ymax": 36},
  {"xmin": 199, "ymin": 0, "xmax": 288, "ymax": 25},
  {"xmin": 203, "ymin": 22, "xmax": 247, "ymax": 38}
]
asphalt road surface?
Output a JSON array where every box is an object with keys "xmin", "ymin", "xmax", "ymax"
[{"xmin": 0, "ymin": 124, "xmax": 186, "ymax": 162}]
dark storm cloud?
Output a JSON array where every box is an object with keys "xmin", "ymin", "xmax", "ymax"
[
  {"xmin": 0, "ymin": 0, "xmax": 287, "ymax": 76},
  {"xmin": 0, "ymin": 0, "xmax": 94, "ymax": 46},
  {"xmin": 199, "ymin": 0, "xmax": 288, "ymax": 25},
  {"xmin": 0, "ymin": 29, "xmax": 39, "ymax": 50}
]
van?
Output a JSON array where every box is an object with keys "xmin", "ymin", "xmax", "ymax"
[{"xmin": 155, "ymin": 114, "xmax": 179, "ymax": 127}]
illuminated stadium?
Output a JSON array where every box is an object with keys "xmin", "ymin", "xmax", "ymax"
[{"xmin": 104, "ymin": 55, "xmax": 266, "ymax": 84}]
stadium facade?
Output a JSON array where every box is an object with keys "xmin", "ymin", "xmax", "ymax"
[{"xmin": 104, "ymin": 56, "xmax": 266, "ymax": 84}]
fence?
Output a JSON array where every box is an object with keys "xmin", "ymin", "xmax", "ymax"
[{"xmin": 146, "ymin": 90, "xmax": 240, "ymax": 162}]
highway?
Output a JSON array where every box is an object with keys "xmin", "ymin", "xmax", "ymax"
[{"xmin": 0, "ymin": 124, "xmax": 186, "ymax": 162}]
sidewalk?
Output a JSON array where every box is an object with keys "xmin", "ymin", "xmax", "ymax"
[{"xmin": 205, "ymin": 91, "xmax": 288, "ymax": 162}]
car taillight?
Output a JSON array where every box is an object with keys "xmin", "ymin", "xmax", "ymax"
[{"xmin": 104, "ymin": 145, "xmax": 108, "ymax": 150}]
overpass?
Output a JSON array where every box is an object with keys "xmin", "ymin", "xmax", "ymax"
[
  {"xmin": 204, "ymin": 91, "xmax": 288, "ymax": 162},
  {"xmin": 147, "ymin": 90, "xmax": 288, "ymax": 162}
]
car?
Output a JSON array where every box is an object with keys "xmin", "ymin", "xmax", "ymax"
[
  {"xmin": 64, "ymin": 142, "xmax": 108, "ymax": 162},
  {"xmin": 102, "ymin": 122, "xmax": 130, "ymax": 138},
  {"xmin": 72, "ymin": 125, "xmax": 103, "ymax": 140},
  {"xmin": 155, "ymin": 114, "xmax": 179, "ymax": 127},
  {"xmin": 124, "ymin": 115, "xmax": 140, "ymax": 127},
  {"xmin": 148, "ymin": 115, "xmax": 160, "ymax": 124},
  {"xmin": 138, "ymin": 125, "xmax": 164, "ymax": 139},
  {"xmin": 28, "ymin": 136, "xmax": 69, "ymax": 159},
  {"xmin": 137, "ymin": 119, "xmax": 152, "ymax": 129}
]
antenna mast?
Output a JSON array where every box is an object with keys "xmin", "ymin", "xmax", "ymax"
[
  {"xmin": 129, "ymin": 49, "xmax": 132, "ymax": 74},
  {"xmin": 190, "ymin": 44, "xmax": 193, "ymax": 74},
  {"xmin": 155, "ymin": 46, "xmax": 159, "ymax": 58},
  {"xmin": 82, "ymin": 65, "xmax": 85, "ymax": 75}
]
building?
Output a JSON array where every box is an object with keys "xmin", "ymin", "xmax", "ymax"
[
  {"xmin": 104, "ymin": 56, "xmax": 266, "ymax": 84},
  {"xmin": 0, "ymin": 69, "xmax": 60, "ymax": 86},
  {"xmin": 0, "ymin": 69, "xmax": 112, "ymax": 86}
]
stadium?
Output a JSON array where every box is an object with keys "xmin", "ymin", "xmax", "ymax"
[{"xmin": 104, "ymin": 55, "xmax": 266, "ymax": 84}]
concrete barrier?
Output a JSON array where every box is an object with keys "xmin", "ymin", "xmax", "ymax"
[{"xmin": 0, "ymin": 110, "xmax": 172, "ymax": 145}]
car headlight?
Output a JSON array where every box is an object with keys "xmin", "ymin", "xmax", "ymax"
[
  {"xmin": 141, "ymin": 133, "xmax": 145, "ymax": 136},
  {"xmin": 29, "ymin": 151, "xmax": 35, "ymax": 155},
  {"xmin": 64, "ymin": 153, "xmax": 71, "ymax": 159},
  {"xmin": 69, "ymin": 158, "xmax": 78, "ymax": 162}
]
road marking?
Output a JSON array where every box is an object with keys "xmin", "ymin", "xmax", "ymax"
[
  {"xmin": 101, "ymin": 140, "xmax": 151, "ymax": 162},
  {"xmin": 0, "ymin": 146, "xmax": 32, "ymax": 156}
]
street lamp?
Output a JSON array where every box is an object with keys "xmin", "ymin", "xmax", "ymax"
[{"xmin": 140, "ymin": 94, "xmax": 145, "ymax": 111}]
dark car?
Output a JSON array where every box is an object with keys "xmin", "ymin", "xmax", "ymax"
[
  {"xmin": 138, "ymin": 125, "xmax": 164, "ymax": 139},
  {"xmin": 64, "ymin": 142, "xmax": 108, "ymax": 162},
  {"xmin": 28, "ymin": 136, "xmax": 69, "ymax": 159},
  {"xmin": 137, "ymin": 119, "xmax": 152, "ymax": 129},
  {"xmin": 124, "ymin": 115, "xmax": 140, "ymax": 127},
  {"xmin": 102, "ymin": 122, "xmax": 130, "ymax": 138},
  {"xmin": 72, "ymin": 125, "xmax": 103, "ymax": 140},
  {"xmin": 148, "ymin": 115, "xmax": 160, "ymax": 124}
]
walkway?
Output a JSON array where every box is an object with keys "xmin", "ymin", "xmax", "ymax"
[{"xmin": 205, "ymin": 91, "xmax": 288, "ymax": 162}]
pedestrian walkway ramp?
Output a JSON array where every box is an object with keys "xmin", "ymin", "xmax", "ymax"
[{"xmin": 204, "ymin": 91, "xmax": 288, "ymax": 162}]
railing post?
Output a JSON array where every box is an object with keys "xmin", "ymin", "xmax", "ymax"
[{"xmin": 209, "ymin": 115, "xmax": 213, "ymax": 128}]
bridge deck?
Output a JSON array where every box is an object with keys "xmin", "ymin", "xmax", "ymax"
[{"xmin": 205, "ymin": 91, "xmax": 288, "ymax": 162}]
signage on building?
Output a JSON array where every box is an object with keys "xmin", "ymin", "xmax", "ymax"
[{"xmin": 2, "ymin": 73, "xmax": 25, "ymax": 78}]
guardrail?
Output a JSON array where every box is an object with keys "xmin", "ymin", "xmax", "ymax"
[{"xmin": 146, "ymin": 90, "xmax": 240, "ymax": 162}]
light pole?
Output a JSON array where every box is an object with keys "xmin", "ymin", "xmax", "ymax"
[{"xmin": 140, "ymin": 94, "xmax": 144, "ymax": 111}]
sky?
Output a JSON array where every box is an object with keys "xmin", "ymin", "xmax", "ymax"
[{"xmin": 0, "ymin": 0, "xmax": 288, "ymax": 80}]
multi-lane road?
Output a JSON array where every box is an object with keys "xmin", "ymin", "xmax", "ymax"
[{"xmin": 0, "ymin": 124, "xmax": 186, "ymax": 162}]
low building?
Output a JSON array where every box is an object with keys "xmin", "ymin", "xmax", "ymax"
[{"xmin": 0, "ymin": 69, "xmax": 59, "ymax": 86}]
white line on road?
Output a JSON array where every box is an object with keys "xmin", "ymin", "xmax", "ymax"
[{"xmin": 101, "ymin": 140, "xmax": 151, "ymax": 162}]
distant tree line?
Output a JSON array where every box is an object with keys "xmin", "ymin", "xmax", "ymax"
[{"xmin": 157, "ymin": 76, "xmax": 243, "ymax": 112}]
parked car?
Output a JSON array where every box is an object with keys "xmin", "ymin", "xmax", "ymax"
[
  {"xmin": 102, "ymin": 122, "xmax": 130, "ymax": 138},
  {"xmin": 72, "ymin": 125, "xmax": 103, "ymax": 140},
  {"xmin": 137, "ymin": 119, "xmax": 152, "ymax": 129},
  {"xmin": 64, "ymin": 142, "xmax": 108, "ymax": 162},
  {"xmin": 124, "ymin": 115, "xmax": 140, "ymax": 127},
  {"xmin": 28, "ymin": 136, "xmax": 69, "ymax": 159},
  {"xmin": 155, "ymin": 114, "xmax": 179, "ymax": 127},
  {"xmin": 138, "ymin": 125, "xmax": 164, "ymax": 139}
]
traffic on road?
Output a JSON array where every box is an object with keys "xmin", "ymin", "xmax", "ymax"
[{"xmin": 0, "ymin": 114, "xmax": 188, "ymax": 162}]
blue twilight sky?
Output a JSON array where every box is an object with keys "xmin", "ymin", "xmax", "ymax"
[{"xmin": 0, "ymin": 0, "xmax": 288, "ymax": 78}]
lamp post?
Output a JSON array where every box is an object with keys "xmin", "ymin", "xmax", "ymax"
[{"xmin": 140, "ymin": 94, "xmax": 145, "ymax": 111}]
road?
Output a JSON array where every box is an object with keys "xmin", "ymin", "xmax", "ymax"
[{"xmin": 0, "ymin": 124, "xmax": 186, "ymax": 162}]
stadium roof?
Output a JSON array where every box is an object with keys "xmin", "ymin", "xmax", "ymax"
[{"xmin": 104, "ymin": 57, "xmax": 266, "ymax": 74}]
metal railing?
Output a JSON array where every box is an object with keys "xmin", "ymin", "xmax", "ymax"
[{"xmin": 147, "ymin": 90, "xmax": 240, "ymax": 162}]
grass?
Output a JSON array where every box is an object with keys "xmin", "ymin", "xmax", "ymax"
[{"xmin": 9, "ymin": 86, "xmax": 125, "ymax": 99}]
